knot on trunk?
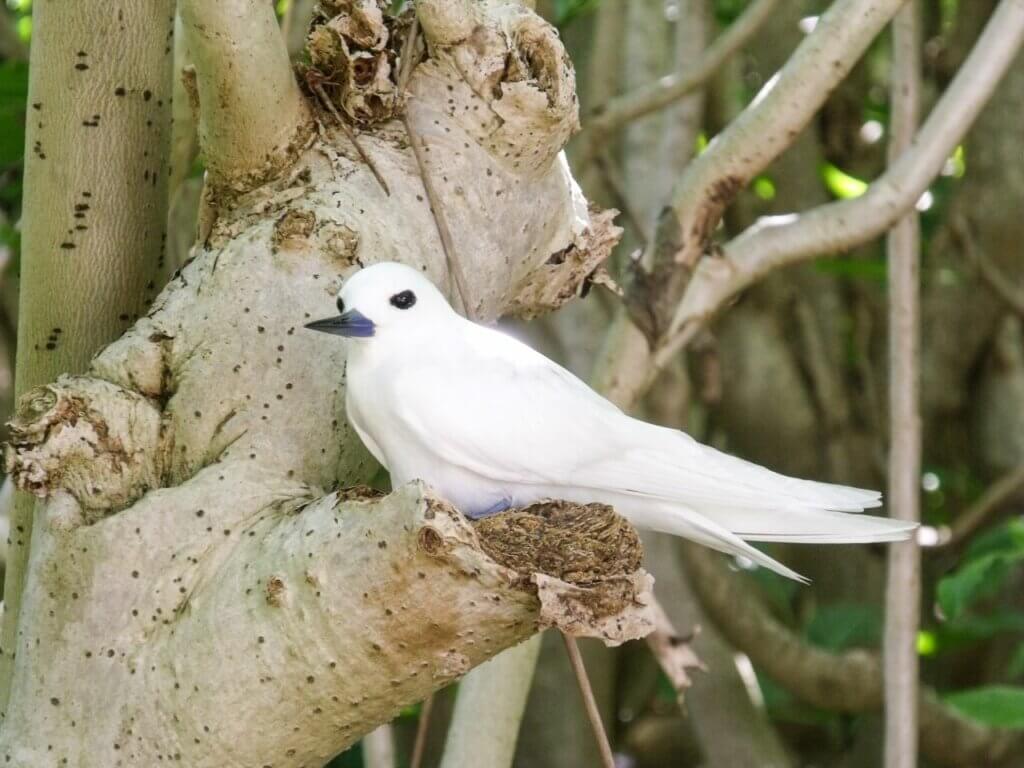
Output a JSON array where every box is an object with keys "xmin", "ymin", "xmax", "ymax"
[{"xmin": 4, "ymin": 376, "xmax": 164, "ymax": 522}]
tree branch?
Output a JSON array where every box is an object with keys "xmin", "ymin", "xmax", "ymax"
[
  {"xmin": 883, "ymin": 5, "xmax": 923, "ymax": 766},
  {"xmin": 936, "ymin": 463, "xmax": 1024, "ymax": 551},
  {"xmin": 178, "ymin": 0, "xmax": 312, "ymax": 192},
  {"xmin": 681, "ymin": 543, "xmax": 1023, "ymax": 768},
  {"xmin": 577, "ymin": 0, "xmax": 779, "ymax": 162},
  {"xmin": 654, "ymin": 0, "xmax": 906, "ymax": 272},
  {"xmin": 0, "ymin": 464, "xmax": 652, "ymax": 766},
  {"xmin": 651, "ymin": 0, "xmax": 1024, "ymax": 376}
]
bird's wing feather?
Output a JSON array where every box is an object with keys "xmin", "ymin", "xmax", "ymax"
[{"xmin": 390, "ymin": 321, "xmax": 908, "ymax": 557}]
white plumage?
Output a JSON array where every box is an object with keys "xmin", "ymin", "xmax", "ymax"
[{"xmin": 307, "ymin": 262, "xmax": 916, "ymax": 582}]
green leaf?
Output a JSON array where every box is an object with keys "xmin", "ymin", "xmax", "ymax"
[
  {"xmin": 752, "ymin": 176, "xmax": 776, "ymax": 201},
  {"xmin": 805, "ymin": 603, "xmax": 881, "ymax": 652},
  {"xmin": 944, "ymin": 686, "xmax": 1024, "ymax": 729},
  {"xmin": 964, "ymin": 518, "xmax": 1024, "ymax": 561},
  {"xmin": 821, "ymin": 162, "xmax": 868, "ymax": 199},
  {"xmin": 937, "ymin": 550, "xmax": 1024, "ymax": 621},
  {"xmin": 554, "ymin": 0, "xmax": 600, "ymax": 27}
]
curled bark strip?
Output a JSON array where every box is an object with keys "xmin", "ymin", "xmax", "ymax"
[
  {"xmin": 5, "ymin": 377, "xmax": 165, "ymax": 521},
  {"xmin": 508, "ymin": 205, "xmax": 623, "ymax": 319},
  {"xmin": 305, "ymin": 1, "xmax": 405, "ymax": 126}
]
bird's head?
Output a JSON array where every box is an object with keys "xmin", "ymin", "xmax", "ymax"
[{"xmin": 305, "ymin": 261, "xmax": 453, "ymax": 341}]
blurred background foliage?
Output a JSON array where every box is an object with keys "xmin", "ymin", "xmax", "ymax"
[{"xmin": 1, "ymin": 0, "xmax": 1023, "ymax": 766}]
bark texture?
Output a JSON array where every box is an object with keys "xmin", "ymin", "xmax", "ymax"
[
  {"xmin": 1, "ymin": 0, "xmax": 177, "ymax": 709},
  {"xmin": 0, "ymin": 2, "xmax": 630, "ymax": 764}
]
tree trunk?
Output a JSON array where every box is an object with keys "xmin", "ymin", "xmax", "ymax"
[
  {"xmin": 0, "ymin": 0, "xmax": 177, "ymax": 712},
  {"xmin": 0, "ymin": 3, "xmax": 639, "ymax": 765}
]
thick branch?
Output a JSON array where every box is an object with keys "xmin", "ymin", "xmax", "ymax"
[
  {"xmin": 178, "ymin": 0, "xmax": 312, "ymax": 192},
  {"xmin": 681, "ymin": 543, "xmax": 1023, "ymax": 768},
  {"xmin": 577, "ymin": 0, "xmax": 779, "ymax": 162},
  {"xmin": 653, "ymin": 0, "xmax": 1024, "ymax": 373},
  {"xmin": 654, "ymin": 0, "xmax": 905, "ymax": 271},
  {"xmin": 0, "ymin": 479, "xmax": 652, "ymax": 766},
  {"xmin": 883, "ymin": 5, "xmax": 923, "ymax": 766}
]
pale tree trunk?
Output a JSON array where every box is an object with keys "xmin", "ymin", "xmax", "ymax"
[
  {"xmin": 0, "ymin": 2, "xmax": 649, "ymax": 765},
  {"xmin": 0, "ymin": 0, "xmax": 176, "ymax": 711}
]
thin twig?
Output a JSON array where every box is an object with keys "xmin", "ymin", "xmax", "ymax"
[
  {"xmin": 883, "ymin": 5, "xmax": 922, "ymax": 767},
  {"xmin": 578, "ymin": 0, "xmax": 779, "ymax": 163},
  {"xmin": 955, "ymin": 215, "xmax": 1024, "ymax": 317},
  {"xmin": 561, "ymin": 633, "xmax": 615, "ymax": 768},
  {"xmin": 409, "ymin": 694, "xmax": 435, "ymax": 768},
  {"xmin": 313, "ymin": 83, "xmax": 391, "ymax": 196},
  {"xmin": 594, "ymin": 152, "xmax": 649, "ymax": 249},
  {"xmin": 398, "ymin": 18, "xmax": 473, "ymax": 318},
  {"xmin": 937, "ymin": 463, "xmax": 1024, "ymax": 551}
]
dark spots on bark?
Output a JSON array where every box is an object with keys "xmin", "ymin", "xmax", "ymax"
[
  {"xmin": 266, "ymin": 575, "xmax": 286, "ymax": 606},
  {"xmin": 115, "ymin": 87, "xmax": 126, "ymax": 96}
]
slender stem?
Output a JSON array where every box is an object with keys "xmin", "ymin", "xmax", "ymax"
[
  {"xmin": 883, "ymin": 4, "xmax": 923, "ymax": 767},
  {"xmin": 578, "ymin": 0, "xmax": 779, "ymax": 162},
  {"xmin": 410, "ymin": 694, "xmax": 435, "ymax": 768},
  {"xmin": 938, "ymin": 463, "xmax": 1024, "ymax": 551},
  {"xmin": 561, "ymin": 634, "xmax": 615, "ymax": 768},
  {"xmin": 399, "ymin": 19, "xmax": 472, "ymax": 318}
]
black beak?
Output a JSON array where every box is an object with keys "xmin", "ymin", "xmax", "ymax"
[{"xmin": 304, "ymin": 310, "xmax": 376, "ymax": 338}]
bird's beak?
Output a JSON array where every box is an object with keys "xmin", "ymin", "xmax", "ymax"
[{"xmin": 304, "ymin": 310, "xmax": 376, "ymax": 338}]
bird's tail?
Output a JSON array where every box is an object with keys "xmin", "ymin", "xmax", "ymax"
[{"xmin": 603, "ymin": 492, "xmax": 915, "ymax": 584}]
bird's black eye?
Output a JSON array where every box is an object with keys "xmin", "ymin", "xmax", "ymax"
[
  {"xmin": 336, "ymin": 296, "xmax": 345, "ymax": 313},
  {"xmin": 390, "ymin": 290, "xmax": 416, "ymax": 310}
]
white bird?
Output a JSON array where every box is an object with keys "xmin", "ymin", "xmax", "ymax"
[{"xmin": 306, "ymin": 262, "xmax": 916, "ymax": 582}]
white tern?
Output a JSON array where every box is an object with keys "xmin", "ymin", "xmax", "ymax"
[{"xmin": 306, "ymin": 262, "xmax": 916, "ymax": 581}]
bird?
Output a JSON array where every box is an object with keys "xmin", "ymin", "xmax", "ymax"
[{"xmin": 306, "ymin": 261, "xmax": 916, "ymax": 582}]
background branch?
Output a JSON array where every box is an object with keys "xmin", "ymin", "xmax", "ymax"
[
  {"xmin": 652, "ymin": 0, "xmax": 1024, "ymax": 376},
  {"xmin": 883, "ymin": 5, "xmax": 923, "ymax": 766},
  {"xmin": 681, "ymin": 543, "xmax": 1023, "ymax": 767},
  {"xmin": 578, "ymin": 0, "xmax": 779, "ymax": 163},
  {"xmin": 652, "ymin": 0, "xmax": 905, "ymax": 271}
]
